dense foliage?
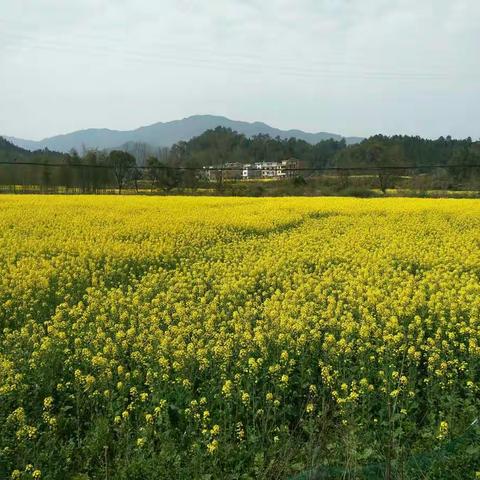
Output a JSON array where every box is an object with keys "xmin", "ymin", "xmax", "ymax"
[
  {"xmin": 1, "ymin": 196, "xmax": 479, "ymax": 479},
  {"xmin": 0, "ymin": 141, "xmax": 135, "ymax": 193},
  {"xmin": 163, "ymin": 128, "xmax": 346, "ymax": 168},
  {"xmin": 1, "ymin": 131, "xmax": 479, "ymax": 193},
  {"xmin": 0, "ymin": 138, "xmax": 65, "ymax": 189},
  {"xmin": 157, "ymin": 129, "xmax": 480, "ymax": 173}
]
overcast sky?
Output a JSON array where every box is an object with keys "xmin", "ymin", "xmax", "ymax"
[{"xmin": 1, "ymin": 0, "xmax": 479, "ymax": 140}]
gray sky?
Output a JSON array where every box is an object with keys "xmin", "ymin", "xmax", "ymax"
[{"xmin": 1, "ymin": 0, "xmax": 479, "ymax": 140}]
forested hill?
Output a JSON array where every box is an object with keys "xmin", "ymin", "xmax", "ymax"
[
  {"xmin": 332, "ymin": 134, "xmax": 480, "ymax": 177},
  {"xmin": 154, "ymin": 128, "xmax": 480, "ymax": 172},
  {"xmin": 167, "ymin": 127, "xmax": 347, "ymax": 168},
  {"xmin": 1, "ymin": 131, "xmax": 479, "ymax": 172},
  {"xmin": 0, "ymin": 131, "xmax": 479, "ymax": 193},
  {"xmin": 0, "ymin": 136, "xmax": 29, "ymax": 157},
  {"xmin": 0, "ymin": 137, "xmax": 66, "ymax": 162}
]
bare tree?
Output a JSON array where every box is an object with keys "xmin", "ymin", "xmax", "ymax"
[
  {"xmin": 366, "ymin": 143, "xmax": 404, "ymax": 194},
  {"xmin": 108, "ymin": 150, "xmax": 136, "ymax": 194}
]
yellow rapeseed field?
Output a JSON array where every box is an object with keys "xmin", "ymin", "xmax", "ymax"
[{"xmin": 1, "ymin": 196, "xmax": 479, "ymax": 479}]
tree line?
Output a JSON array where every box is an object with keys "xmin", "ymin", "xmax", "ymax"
[{"xmin": 1, "ymin": 129, "xmax": 479, "ymax": 194}]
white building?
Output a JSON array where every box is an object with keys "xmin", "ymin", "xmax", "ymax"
[
  {"xmin": 250, "ymin": 159, "xmax": 300, "ymax": 179},
  {"xmin": 208, "ymin": 158, "xmax": 301, "ymax": 181},
  {"xmin": 242, "ymin": 163, "xmax": 262, "ymax": 179}
]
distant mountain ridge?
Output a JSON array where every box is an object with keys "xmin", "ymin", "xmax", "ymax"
[{"xmin": 6, "ymin": 115, "xmax": 363, "ymax": 153}]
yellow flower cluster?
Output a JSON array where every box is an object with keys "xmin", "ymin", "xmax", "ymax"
[{"xmin": 0, "ymin": 195, "xmax": 479, "ymax": 477}]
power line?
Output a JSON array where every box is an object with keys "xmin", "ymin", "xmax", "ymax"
[
  {"xmin": 1, "ymin": 160, "xmax": 480, "ymax": 172},
  {"xmin": 0, "ymin": 26, "xmax": 463, "ymax": 81},
  {"xmin": 1, "ymin": 18, "xmax": 473, "ymax": 83}
]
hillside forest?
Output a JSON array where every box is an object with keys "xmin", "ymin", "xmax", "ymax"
[{"xmin": 0, "ymin": 128, "xmax": 479, "ymax": 196}]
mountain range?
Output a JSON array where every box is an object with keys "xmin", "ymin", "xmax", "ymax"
[{"xmin": 5, "ymin": 115, "xmax": 363, "ymax": 153}]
